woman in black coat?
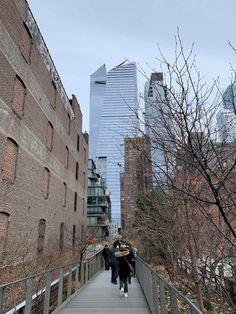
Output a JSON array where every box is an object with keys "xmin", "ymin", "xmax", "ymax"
[{"xmin": 115, "ymin": 243, "xmax": 132, "ymax": 298}]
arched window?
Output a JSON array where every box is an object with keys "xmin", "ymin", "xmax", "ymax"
[
  {"xmin": 2, "ymin": 138, "xmax": 18, "ymax": 183},
  {"xmin": 59, "ymin": 223, "xmax": 64, "ymax": 250},
  {"xmin": 37, "ymin": 219, "xmax": 46, "ymax": 254},
  {"xmin": 0, "ymin": 212, "xmax": 9, "ymax": 245},
  {"xmin": 42, "ymin": 168, "xmax": 50, "ymax": 199}
]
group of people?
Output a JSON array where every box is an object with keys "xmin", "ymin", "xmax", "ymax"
[{"xmin": 102, "ymin": 240, "xmax": 137, "ymax": 298}]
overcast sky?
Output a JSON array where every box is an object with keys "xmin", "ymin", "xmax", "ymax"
[{"xmin": 27, "ymin": 0, "xmax": 236, "ymax": 132}]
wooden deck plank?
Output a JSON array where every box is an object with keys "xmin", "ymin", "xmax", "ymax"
[{"xmin": 58, "ymin": 270, "xmax": 151, "ymax": 314}]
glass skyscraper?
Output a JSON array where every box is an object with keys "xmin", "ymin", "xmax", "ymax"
[{"xmin": 89, "ymin": 62, "xmax": 138, "ymax": 226}]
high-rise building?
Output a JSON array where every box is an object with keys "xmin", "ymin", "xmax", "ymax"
[
  {"xmin": 217, "ymin": 84, "xmax": 236, "ymax": 143},
  {"xmin": 121, "ymin": 136, "xmax": 152, "ymax": 233},
  {"xmin": 87, "ymin": 159, "xmax": 110, "ymax": 240},
  {"xmin": 144, "ymin": 72, "xmax": 167, "ymax": 187},
  {"xmin": 89, "ymin": 62, "xmax": 138, "ymax": 226}
]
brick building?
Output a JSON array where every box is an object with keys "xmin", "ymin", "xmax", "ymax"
[
  {"xmin": 121, "ymin": 136, "xmax": 152, "ymax": 234},
  {"xmin": 0, "ymin": 0, "xmax": 88, "ymax": 261}
]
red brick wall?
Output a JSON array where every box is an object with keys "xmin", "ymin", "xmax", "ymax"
[{"xmin": 0, "ymin": 0, "xmax": 88, "ymax": 260}]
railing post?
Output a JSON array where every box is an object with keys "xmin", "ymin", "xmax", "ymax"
[
  {"xmin": 57, "ymin": 268, "xmax": 63, "ymax": 306},
  {"xmin": 170, "ymin": 288, "xmax": 178, "ymax": 313},
  {"xmin": 43, "ymin": 272, "xmax": 51, "ymax": 314},
  {"xmin": 0, "ymin": 287, "xmax": 4, "ymax": 314},
  {"xmin": 25, "ymin": 277, "xmax": 33, "ymax": 314},
  {"xmin": 67, "ymin": 265, "xmax": 72, "ymax": 298},
  {"xmin": 159, "ymin": 278, "xmax": 167, "ymax": 314},
  {"xmin": 81, "ymin": 261, "xmax": 85, "ymax": 286},
  {"xmin": 152, "ymin": 272, "xmax": 160, "ymax": 314},
  {"xmin": 75, "ymin": 264, "xmax": 79, "ymax": 291},
  {"xmin": 85, "ymin": 261, "xmax": 88, "ymax": 282}
]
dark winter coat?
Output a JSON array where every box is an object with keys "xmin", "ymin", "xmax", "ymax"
[
  {"xmin": 109, "ymin": 245, "xmax": 119, "ymax": 265},
  {"xmin": 115, "ymin": 248, "xmax": 132, "ymax": 278}
]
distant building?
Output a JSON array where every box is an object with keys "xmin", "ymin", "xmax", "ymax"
[
  {"xmin": 121, "ymin": 136, "xmax": 152, "ymax": 233},
  {"xmin": 89, "ymin": 62, "xmax": 139, "ymax": 226},
  {"xmin": 144, "ymin": 72, "xmax": 167, "ymax": 187},
  {"xmin": 222, "ymin": 83, "xmax": 236, "ymax": 111},
  {"xmin": 87, "ymin": 159, "xmax": 111, "ymax": 240},
  {"xmin": 108, "ymin": 222, "xmax": 119, "ymax": 239},
  {"xmin": 0, "ymin": 0, "xmax": 88, "ymax": 260},
  {"xmin": 217, "ymin": 109, "xmax": 236, "ymax": 143}
]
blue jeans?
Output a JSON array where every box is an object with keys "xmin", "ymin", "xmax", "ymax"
[
  {"xmin": 119, "ymin": 276, "xmax": 128, "ymax": 293},
  {"xmin": 111, "ymin": 263, "xmax": 118, "ymax": 283}
]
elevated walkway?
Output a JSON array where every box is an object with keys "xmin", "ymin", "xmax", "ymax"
[{"xmin": 57, "ymin": 270, "xmax": 150, "ymax": 314}]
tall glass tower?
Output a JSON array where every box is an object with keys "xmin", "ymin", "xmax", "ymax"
[{"xmin": 89, "ymin": 62, "xmax": 138, "ymax": 226}]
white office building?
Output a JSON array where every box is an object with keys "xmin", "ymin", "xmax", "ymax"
[{"xmin": 89, "ymin": 62, "xmax": 138, "ymax": 226}]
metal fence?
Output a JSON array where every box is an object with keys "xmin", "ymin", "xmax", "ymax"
[
  {"xmin": 0, "ymin": 250, "xmax": 103, "ymax": 314},
  {"xmin": 136, "ymin": 257, "xmax": 203, "ymax": 314}
]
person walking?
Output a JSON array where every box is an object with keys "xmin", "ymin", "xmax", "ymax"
[
  {"xmin": 115, "ymin": 242, "xmax": 132, "ymax": 298},
  {"xmin": 109, "ymin": 241, "xmax": 119, "ymax": 284},
  {"xmin": 102, "ymin": 244, "xmax": 110, "ymax": 270}
]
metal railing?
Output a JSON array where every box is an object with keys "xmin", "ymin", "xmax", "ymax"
[
  {"xmin": 136, "ymin": 257, "xmax": 203, "ymax": 314},
  {"xmin": 0, "ymin": 250, "xmax": 103, "ymax": 314}
]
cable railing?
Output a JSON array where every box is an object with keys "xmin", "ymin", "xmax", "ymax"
[
  {"xmin": 136, "ymin": 257, "xmax": 203, "ymax": 314},
  {"xmin": 0, "ymin": 250, "xmax": 103, "ymax": 314}
]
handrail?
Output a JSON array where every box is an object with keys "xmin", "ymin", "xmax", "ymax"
[
  {"xmin": 136, "ymin": 257, "xmax": 203, "ymax": 314},
  {"xmin": 0, "ymin": 249, "xmax": 104, "ymax": 314}
]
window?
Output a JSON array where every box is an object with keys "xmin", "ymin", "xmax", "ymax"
[
  {"xmin": 20, "ymin": 23, "xmax": 32, "ymax": 62},
  {"xmin": 2, "ymin": 138, "xmax": 18, "ymax": 183},
  {"xmin": 74, "ymin": 192, "xmax": 77, "ymax": 212},
  {"xmin": 0, "ymin": 212, "xmax": 9, "ymax": 245},
  {"xmin": 84, "ymin": 148, "xmax": 86, "ymax": 163},
  {"xmin": 37, "ymin": 219, "xmax": 46, "ymax": 254},
  {"xmin": 12, "ymin": 76, "xmax": 26, "ymax": 119},
  {"xmin": 59, "ymin": 222, "xmax": 64, "ymax": 250},
  {"xmin": 63, "ymin": 183, "xmax": 67, "ymax": 207},
  {"xmin": 67, "ymin": 114, "xmax": 71, "ymax": 134},
  {"xmin": 65, "ymin": 146, "xmax": 69, "ymax": 169},
  {"xmin": 75, "ymin": 162, "xmax": 79, "ymax": 180},
  {"xmin": 77, "ymin": 135, "xmax": 80, "ymax": 151},
  {"xmin": 83, "ymin": 171, "xmax": 85, "ymax": 188},
  {"xmin": 46, "ymin": 122, "xmax": 53, "ymax": 151},
  {"xmin": 72, "ymin": 225, "xmax": 76, "ymax": 247},
  {"xmin": 51, "ymin": 81, "xmax": 57, "ymax": 109},
  {"xmin": 42, "ymin": 168, "xmax": 50, "ymax": 199}
]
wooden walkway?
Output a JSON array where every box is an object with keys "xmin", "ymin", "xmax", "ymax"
[{"xmin": 57, "ymin": 270, "xmax": 151, "ymax": 314}]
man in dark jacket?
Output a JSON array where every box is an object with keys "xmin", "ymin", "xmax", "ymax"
[
  {"xmin": 109, "ymin": 241, "xmax": 119, "ymax": 284},
  {"xmin": 102, "ymin": 244, "xmax": 110, "ymax": 270}
]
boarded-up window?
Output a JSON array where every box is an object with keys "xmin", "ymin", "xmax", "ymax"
[
  {"xmin": 2, "ymin": 138, "xmax": 18, "ymax": 183},
  {"xmin": 46, "ymin": 122, "xmax": 53, "ymax": 151},
  {"xmin": 75, "ymin": 162, "xmax": 79, "ymax": 180},
  {"xmin": 67, "ymin": 114, "xmax": 71, "ymax": 134},
  {"xmin": 12, "ymin": 76, "xmax": 26, "ymax": 119},
  {"xmin": 84, "ymin": 148, "xmax": 86, "ymax": 163},
  {"xmin": 74, "ymin": 192, "xmax": 77, "ymax": 212},
  {"xmin": 72, "ymin": 225, "xmax": 76, "ymax": 247},
  {"xmin": 52, "ymin": 81, "xmax": 57, "ymax": 109},
  {"xmin": 37, "ymin": 219, "xmax": 46, "ymax": 254},
  {"xmin": 63, "ymin": 183, "xmax": 67, "ymax": 207},
  {"xmin": 59, "ymin": 222, "xmax": 64, "ymax": 250},
  {"xmin": 83, "ymin": 171, "xmax": 85, "ymax": 188},
  {"xmin": 0, "ymin": 212, "xmax": 9, "ymax": 244},
  {"xmin": 42, "ymin": 168, "xmax": 50, "ymax": 199},
  {"xmin": 20, "ymin": 23, "xmax": 32, "ymax": 62},
  {"xmin": 65, "ymin": 146, "xmax": 69, "ymax": 169},
  {"xmin": 77, "ymin": 135, "xmax": 80, "ymax": 152}
]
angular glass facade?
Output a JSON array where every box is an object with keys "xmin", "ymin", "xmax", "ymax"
[{"xmin": 89, "ymin": 62, "xmax": 138, "ymax": 226}]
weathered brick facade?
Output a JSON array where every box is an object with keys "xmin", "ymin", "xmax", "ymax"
[{"xmin": 0, "ymin": 0, "xmax": 88, "ymax": 260}]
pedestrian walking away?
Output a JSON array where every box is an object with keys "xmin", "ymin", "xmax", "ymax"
[
  {"xmin": 109, "ymin": 241, "xmax": 119, "ymax": 284},
  {"xmin": 102, "ymin": 244, "xmax": 110, "ymax": 270},
  {"xmin": 115, "ymin": 242, "xmax": 133, "ymax": 298}
]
